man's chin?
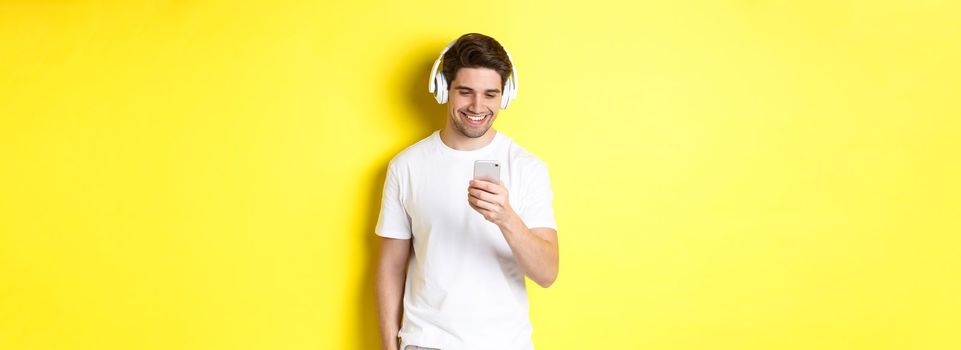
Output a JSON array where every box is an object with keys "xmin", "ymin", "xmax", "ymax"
[{"xmin": 456, "ymin": 123, "xmax": 490, "ymax": 138}]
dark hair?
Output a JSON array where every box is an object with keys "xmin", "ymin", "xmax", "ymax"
[{"xmin": 441, "ymin": 33, "xmax": 512, "ymax": 88}]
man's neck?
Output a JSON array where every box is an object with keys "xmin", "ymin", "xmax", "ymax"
[{"xmin": 439, "ymin": 127, "xmax": 497, "ymax": 151}]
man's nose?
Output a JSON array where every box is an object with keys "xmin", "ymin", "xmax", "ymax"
[{"xmin": 471, "ymin": 95, "xmax": 484, "ymax": 112}]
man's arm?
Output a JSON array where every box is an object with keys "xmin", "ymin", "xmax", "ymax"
[
  {"xmin": 498, "ymin": 218, "xmax": 559, "ymax": 288},
  {"xmin": 468, "ymin": 179, "xmax": 559, "ymax": 288},
  {"xmin": 376, "ymin": 237, "xmax": 411, "ymax": 350}
]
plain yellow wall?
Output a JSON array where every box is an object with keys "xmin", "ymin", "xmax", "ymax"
[{"xmin": 2, "ymin": 1, "xmax": 959, "ymax": 349}]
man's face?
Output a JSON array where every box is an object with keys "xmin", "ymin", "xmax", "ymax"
[{"xmin": 446, "ymin": 67, "xmax": 503, "ymax": 138}]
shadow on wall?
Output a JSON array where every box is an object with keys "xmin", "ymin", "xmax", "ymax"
[{"xmin": 354, "ymin": 40, "xmax": 449, "ymax": 350}]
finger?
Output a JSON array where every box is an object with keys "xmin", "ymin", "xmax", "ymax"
[
  {"xmin": 468, "ymin": 197, "xmax": 488, "ymax": 213},
  {"xmin": 468, "ymin": 200, "xmax": 485, "ymax": 213},
  {"xmin": 469, "ymin": 201, "xmax": 495, "ymax": 219},
  {"xmin": 468, "ymin": 195, "xmax": 498, "ymax": 211},
  {"xmin": 468, "ymin": 188, "xmax": 497, "ymax": 203},
  {"xmin": 470, "ymin": 179, "xmax": 503, "ymax": 195},
  {"xmin": 472, "ymin": 189, "xmax": 506, "ymax": 209},
  {"xmin": 469, "ymin": 204, "xmax": 495, "ymax": 221}
]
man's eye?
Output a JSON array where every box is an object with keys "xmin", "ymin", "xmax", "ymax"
[
  {"xmin": 459, "ymin": 91, "xmax": 471, "ymax": 96},
  {"xmin": 485, "ymin": 94, "xmax": 495, "ymax": 98}
]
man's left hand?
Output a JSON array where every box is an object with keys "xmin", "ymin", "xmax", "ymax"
[{"xmin": 467, "ymin": 179, "xmax": 515, "ymax": 226}]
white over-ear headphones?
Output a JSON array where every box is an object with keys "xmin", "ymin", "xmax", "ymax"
[{"xmin": 428, "ymin": 39, "xmax": 519, "ymax": 109}]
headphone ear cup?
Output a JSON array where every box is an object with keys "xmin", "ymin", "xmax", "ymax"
[
  {"xmin": 500, "ymin": 84, "xmax": 508, "ymax": 109},
  {"xmin": 437, "ymin": 71, "xmax": 448, "ymax": 104},
  {"xmin": 501, "ymin": 78, "xmax": 513, "ymax": 109},
  {"xmin": 433, "ymin": 71, "xmax": 445, "ymax": 104}
]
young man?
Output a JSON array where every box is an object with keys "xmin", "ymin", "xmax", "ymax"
[{"xmin": 375, "ymin": 33, "xmax": 558, "ymax": 350}]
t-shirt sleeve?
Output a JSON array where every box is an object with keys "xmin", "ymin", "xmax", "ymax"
[
  {"xmin": 375, "ymin": 160, "xmax": 412, "ymax": 239},
  {"xmin": 518, "ymin": 161, "xmax": 557, "ymax": 231}
]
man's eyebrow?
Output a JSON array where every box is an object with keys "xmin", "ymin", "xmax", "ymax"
[{"xmin": 453, "ymin": 85, "xmax": 502, "ymax": 93}]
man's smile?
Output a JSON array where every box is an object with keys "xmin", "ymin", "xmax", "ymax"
[{"xmin": 461, "ymin": 110, "xmax": 490, "ymax": 125}]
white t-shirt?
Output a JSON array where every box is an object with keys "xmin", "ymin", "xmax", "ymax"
[{"xmin": 375, "ymin": 130, "xmax": 557, "ymax": 350}]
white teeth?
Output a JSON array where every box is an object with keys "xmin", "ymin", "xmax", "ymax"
[{"xmin": 467, "ymin": 113, "xmax": 485, "ymax": 121}]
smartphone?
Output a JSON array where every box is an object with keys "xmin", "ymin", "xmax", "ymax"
[{"xmin": 473, "ymin": 160, "xmax": 500, "ymax": 182}]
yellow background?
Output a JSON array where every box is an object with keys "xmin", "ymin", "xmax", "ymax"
[{"xmin": 2, "ymin": 0, "xmax": 959, "ymax": 349}]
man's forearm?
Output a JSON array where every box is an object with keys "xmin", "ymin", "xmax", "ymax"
[
  {"xmin": 376, "ymin": 263, "xmax": 406, "ymax": 350},
  {"xmin": 466, "ymin": 179, "xmax": 558, "ymax": 287},
  {"xmin": 497, "ymin": 212, "xmax": 558, "ymax": 288}
]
